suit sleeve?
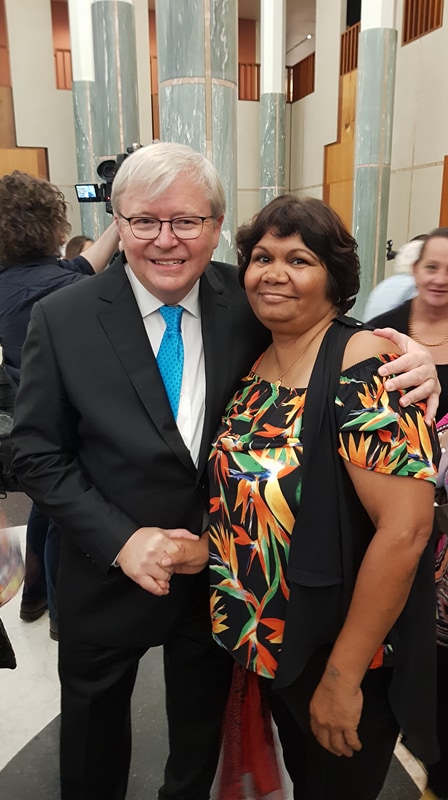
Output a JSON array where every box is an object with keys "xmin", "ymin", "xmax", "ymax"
[{"xmin": 11, "ymin": 302, "xmax": 138, "ymax": 573}]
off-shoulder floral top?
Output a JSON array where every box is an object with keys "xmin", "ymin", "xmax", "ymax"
[{"xmin": 208, "ymin": 354, "xmax": 438, "ymax": 678}]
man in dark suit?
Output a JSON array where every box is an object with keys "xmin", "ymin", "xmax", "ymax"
[{"xmin": 11, "ymin": 143, "xmax": 439, "ymax": 800}]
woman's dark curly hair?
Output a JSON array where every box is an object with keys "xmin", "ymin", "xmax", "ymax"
[
  {"xmin": 236, "ymin": 195, "xmax": 360, "ymax": 314},
  {"xmin": 0, "ymin": 171, "xmax": 71, "ymax": 264}
]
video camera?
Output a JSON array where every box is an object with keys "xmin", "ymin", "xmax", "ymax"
[
  {"xmin": 75, "ymin": 143, "xmax": 142, "ymax": 215},
  {"xmin": 386, "ymin": 239, "xmax": 398, "ymax": 261}
]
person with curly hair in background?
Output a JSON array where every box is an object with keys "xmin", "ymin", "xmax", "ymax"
[{"xmin": 0, "ymin": 170, "xmax": 119, "ymax": 640}]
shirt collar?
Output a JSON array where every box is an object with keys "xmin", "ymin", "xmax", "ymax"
[{"xmin": 124, "ymin": 262, "xmax": 200, "ymax": 318}]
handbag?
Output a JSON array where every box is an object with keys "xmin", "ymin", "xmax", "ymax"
[
  {"xmin": 435, "ymin": 418, "xmax": 448, "ymax": 646},
  {"xmin": 435, "ymin": 421, "xmax": 448, "ymax": 534},
  {"xmin": 0, "ymin": 618, "xmax": 16, "ymax": 669},
  {"xmin": 0, "ymin": 529, "xmax": 23, "ymax": 669}
]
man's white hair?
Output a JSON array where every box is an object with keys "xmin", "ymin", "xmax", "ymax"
[{"xmin": 111, "ymin": 142, "xmax": 226, "ymax": 219}]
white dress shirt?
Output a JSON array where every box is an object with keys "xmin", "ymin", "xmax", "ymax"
[{"xmin": 125, "ymin": 264, "xmax": 206, "ymax": 467}]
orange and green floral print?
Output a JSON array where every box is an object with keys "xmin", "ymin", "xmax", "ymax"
[
  {"xmin": 337, "ymin": 355, "xmax": 438, "ymax": 481},
  {"xmin": 208, "ymin": 355, "xmax": 438, "ymax": 678}
]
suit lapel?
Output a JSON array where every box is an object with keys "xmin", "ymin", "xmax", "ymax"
[{"xmin": 95, "ymin": 260, "xmax": 196, "ymax": 475}]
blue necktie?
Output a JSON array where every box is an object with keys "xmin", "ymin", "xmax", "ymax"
[{"xmin": 156, "ymin": 305, "xmax": 184, "ymax": 419}]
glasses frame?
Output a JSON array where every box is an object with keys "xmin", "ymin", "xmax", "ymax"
[{"xmin": 116, "ymin": 213, "xmax": 214, "ymax": 241}]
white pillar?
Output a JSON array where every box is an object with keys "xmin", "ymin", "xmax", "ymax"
[{"xmin": 352, "ymin": 0, "xmax": 397, "ymax": 318}]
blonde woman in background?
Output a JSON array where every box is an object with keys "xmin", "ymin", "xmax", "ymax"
[
  {"xmin": 369, "ymin": 228, "xmax": 448, "ymax": 800},
  {"xmin": 363, "ymin": 235, "xmax": 426, "ymax": 321}
]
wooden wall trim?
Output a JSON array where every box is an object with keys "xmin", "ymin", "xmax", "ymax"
[
  {"xmin": 0, "ymin": 148, "xmax": 49, "ymax": 180},
  {"xmin": 0, "ymin": 86, "xmax": 15, "ymax": 147},
  {"xmin": 440, "ymin": 155, "xmax": 448, "ymax": 226}
]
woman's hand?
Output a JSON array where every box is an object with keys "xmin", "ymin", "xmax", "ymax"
[
  {"xmin": 116, "ymin": 526, "xmax": 198, "ymax": 595},
  {"xmin": 160, "ymin": 530, "xmax": 209, "ymax": 574},
  {"xmin": 373, "ymin": 327, "xmax": 439, "ymax": 422},
  {"xmin": 310, "ymin": 665, "xmax": 363, "ymax": 757}
]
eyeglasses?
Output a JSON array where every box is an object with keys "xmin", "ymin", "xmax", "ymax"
[{"xmin": 117, "ymin": 213, "xmax": 214, "ymax": 240}]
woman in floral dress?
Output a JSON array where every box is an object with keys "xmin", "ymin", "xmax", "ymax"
[{"xmin": 207, "ymin": 195, "xmax": 439, "ymax": 800}]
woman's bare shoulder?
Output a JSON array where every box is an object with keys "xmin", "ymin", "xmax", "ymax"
[{"xmin": 341, "ymin": 330, "xmax": 398, "ymax": 372}]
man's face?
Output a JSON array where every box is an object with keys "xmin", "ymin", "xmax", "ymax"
[{"xmin": 115, "ymin": 172, "xmax": 223, "ymax": 304}]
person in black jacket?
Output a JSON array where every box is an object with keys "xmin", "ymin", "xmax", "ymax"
[{"xmin": 0, "ymin": 170, "xmax": 118, "ymax": 639}]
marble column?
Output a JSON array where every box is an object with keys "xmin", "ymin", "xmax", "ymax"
[
  {"xmin": 155, "ymin": 0, "xmax": 238, "ymax": 263},
  {"xmin": 352, "ymin": 0, "xmax": 397, "ymax": 318},
  {"xmin": 91, "ymin": 0, "xmax": 141, "ymax": 231},
  {"xmin": 260, "ymin": 0, "xmax": 286, "ymax": 209},
  {"xmin": 67, "ymin": 0, "xmax": 102, "ymax": 239}
]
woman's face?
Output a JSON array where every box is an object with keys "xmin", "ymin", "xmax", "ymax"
[
  {"xmin": 243, "ymin": 231, "xmax": 334, "ymax": 332},
  {"xmin": 413, "ymin": 237, "xmax": 448, "ymax": 310}
]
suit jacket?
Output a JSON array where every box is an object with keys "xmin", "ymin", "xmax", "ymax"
[{"xmin": 12, "ymin": 256, "xmax": 269, "ymax": 646}]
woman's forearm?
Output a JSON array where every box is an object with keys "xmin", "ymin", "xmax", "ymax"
[
  {"xmin": 82, "ymin": 222, "xmax": 120, "ymax": 273},
  {"xmin": 324, "ymin": 522, "xmax": 430, "ymax": 688}
]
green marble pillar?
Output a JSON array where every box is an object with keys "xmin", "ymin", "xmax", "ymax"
[
  {"xmin": 260, "ymin": 0, "xmax": 286, "ymax": 208},
  {"xmin": 155, "ymin": 0, "xmax": 238, "ymax": 263},
  {"xmin": 68, "ymin": 0, "xmax": 103, "ymax": 239},
  {"xmin": 352, "ymin": 6, "xmax": 397, "ymax": 318},
  {"xmin": 91, "ymin": 0, "xmax": 141, "ymax": 231}
]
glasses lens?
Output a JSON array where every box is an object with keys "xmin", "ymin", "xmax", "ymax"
[
  {"xmin": 171, "ymin": 217, "xmax": 203, "ymax": 239},
  {"xmin": 129, "ymin": 218, "xmax": 161, "ymax": 238}
]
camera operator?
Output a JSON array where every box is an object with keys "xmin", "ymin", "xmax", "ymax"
[
  {"xmin": 76, "ymin": 143, "xmax": 143, "ymax": 214},
  {"xmin": 0, "ymin": 170, "xmax": 119, "ymax": 640}
]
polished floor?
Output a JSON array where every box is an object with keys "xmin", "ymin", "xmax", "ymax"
[{"xmin": 0, "ymin": 491, "xmax": 427, "ymax": 799}]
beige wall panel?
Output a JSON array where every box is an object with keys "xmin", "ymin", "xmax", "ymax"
[
  {"xmin": 237, "ymin": 101, "xmax": 260, "ymax": 190},
  {"xmin": 237, "ymin": 190, "xmax": 262, "ymax": 227},
  {"xmin": 393, "ymin": 29, "xmax": 448, "ymax": 170},
  {"xmin": 5, "ymin": 0, "xmax": 77, "ymax": 184},
  {"xmin": 412, "ymin": 31, "xmax": 448, "ymax": 166},
  {"xmin": 409, "ymin": 164, "xmax": 444, "ymax": 236},
  {"xmin": 390, "ymin": 43, "xmax": 419, "ymax": 171},
  {"xmin": 289, "ymin": 0, "xmax": 344, "ymax": 195},
  {"xmin": 387, "ymin": 169, "xmax": 413, "ymax": 249}
]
